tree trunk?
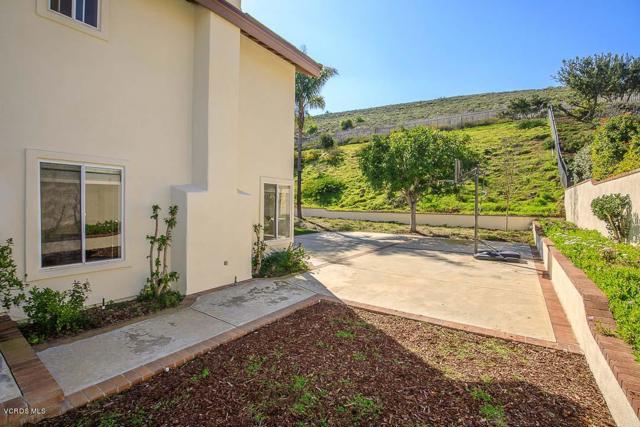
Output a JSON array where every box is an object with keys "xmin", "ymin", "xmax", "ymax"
[
  {"xmin": 406, "ymin": 194, "xmax": 417, "ymax": 233},
  {"xmin": 296, "ymin": 123, "xmax": 304, "ymax": 220}
]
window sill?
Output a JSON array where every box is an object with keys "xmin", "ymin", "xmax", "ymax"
[
  {"xmin": 27, "ymin": 259, "xmax": 131, "ymax": 282},
  {"xmin": 36, "ymin": 0, "xmax": 110, "ymax": 41}
]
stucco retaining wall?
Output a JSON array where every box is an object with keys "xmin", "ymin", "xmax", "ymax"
[
  {"xmin": 302, "ymin": 208, "xmax": 538, "ymax": 231},
  {"xmin": 533, "ymin": 223, "xmax": 640, "ymax": 426},
  {"xmin": 565, "ymin": 169, "xmax": 640, "ymax": 243}
]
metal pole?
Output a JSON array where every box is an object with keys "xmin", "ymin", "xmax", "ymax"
[{"xmin": 474, "ymin": 168, "xmax": 479, "ymax": 255}]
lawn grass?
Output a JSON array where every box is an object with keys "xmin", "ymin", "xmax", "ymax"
[
  {"xmin": 301, "ymin": 120, "xmax": 563, "ymax": 216},
  {"xmin": 312, "ymin": 87, "xmax": 569, "ymax": 134},
  {"xmin": 539, "ymin": 219, "xmax": 640, "ymax": 359},
  {"xmin": 295, "ymin": 217, "xmax": 534, "ymax": 245}
]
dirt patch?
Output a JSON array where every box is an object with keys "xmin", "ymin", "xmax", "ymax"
[{"xmin": 36, "ymin": 302, "xmax": 613, "ymax": 426}]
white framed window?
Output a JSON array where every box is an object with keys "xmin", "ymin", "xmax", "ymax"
[
  {"xmin": 261, "ymin": 180, "xmax": 293, "ymax": 241},
  {"xmin": 39, "ymin": 160, "xmax": 124, "ymax": 269},
  {"xmin": 49, "ymin": 0, "xmax": 100, "ymax": 29}
]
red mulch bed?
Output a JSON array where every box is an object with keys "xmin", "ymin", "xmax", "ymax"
[{"xmin": 36, "ymin": 302, "xmax": 613, "ymax": 426}]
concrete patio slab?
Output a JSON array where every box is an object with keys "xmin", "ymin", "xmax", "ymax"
[
  {"xmin": 296, "ymin": 232, "xmax": 555, "ymax": 341},
  {"xmin": 0, "ymin": 353, "xmax": 21, "ymax": 402},
  {"xmin": 295, "ymin": 231, "xmax": 407, "ymax": 266},
  {"xmin": 191, "ymin": 279, "xmax": 315, "ymax": 326},
  {"xmin": 38, "ymin": 308, "xmax": 233, "ymax": 395}
]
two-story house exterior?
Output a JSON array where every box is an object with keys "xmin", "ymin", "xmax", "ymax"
[{"xmin": 0, "ymin": 0, "xmax": 321, "ymax": 315}]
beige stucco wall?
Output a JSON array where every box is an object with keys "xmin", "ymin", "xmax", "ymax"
[
  {"xmin": 565, "ymin": 170, "xmax": 640, "ymax": 243},
  {"xmin": 302, "ymin": 208, "xmax": 537, "ymax": 231},
  {"xmin": 0, "ymin": 0, "xmax": 296, "ymax": 314}
]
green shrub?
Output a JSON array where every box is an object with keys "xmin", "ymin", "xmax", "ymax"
[
  {"xmin": 516, "ymin": 119, "xmax": 546, "ymax": 129},
  {"xmin": 306, "ymin": 124, "xmax": 318, "ymax": 135},
  {"xmin": 540, "ymin": 220, "xmax": 640, "ymax": 358},
  {"xmin": 319, "ymin": 134, "xmax": 334, "ymax": 149},
  {"xmin": 320, "ymin": 147, "xmax": 344, "ymax": 166},
  {"xmin": 340, "ymin": 119, "xmax": 354, "ymax": 131},
  {"xmin": 591, "ymin": 114, "xmax": 640, "ymax": 180},
  {"xmin": 85, "ymin": 220, "xmax": 120, "ymax": 236},
  {"xmin": 23, "ymin": 280, "xmax": 91, "ymax": 341},
  {"xmin": 302, "ymin": 175, "xmax": 345, "ymax": 204},
  {"xmin": 137, "ymin": 288, "xmax": 183, "ymax": 309},
  {"xmin": 258, "ymin": 244, "xmax": 309, "ymax": 278},
  {"xmin": 591, "ymin": 193, "xmax": 632, "ymax": 242},
  {"xmin": 355, "ymin": 116, "xmax": 365, "ymax": 123},
  {"xmin": 0, "ymin": 239, "xmax": 26, "ymax": 311},
  {"xmin": 302, "ymin": 149, "xmax": 321, "ymax": 163},
  {"xmin": 571, "ymin": 142, "xmax": 592, "ymax": 182}
]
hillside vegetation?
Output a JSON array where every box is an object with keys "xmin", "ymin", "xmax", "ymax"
[
  {"xmin": 301, "ymin": 120, "xmax": 563, "ymax": 216},
  {"xmin": 311, "ymin": 87, "xmax": 569, "ymax": 134}
]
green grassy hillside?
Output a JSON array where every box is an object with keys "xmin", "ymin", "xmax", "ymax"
[
  {"xmin": 311, "ymin": 87, "xmax": 569, "ymax": 134},
  {"xmin": 300, "ymin": 120, "xmax": 563, "ymax": 216}
]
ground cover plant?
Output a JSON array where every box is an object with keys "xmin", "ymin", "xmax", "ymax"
[
  {"xmin": 255, "ymin": 244, "xmax": 310, "ymax": 278},
  {"xmin": 38, "ymin": 302, "xmax": 613, "ymax": 426},
  {"xmin": 540, "ymin": 219, "xmax": 640, "ymax": 358},
  {"xmin": 301, "ymin": 121, "xmax": 563, "ymax": 216},
  {"xmin": 295, "ymin": 217, "xmax": 534, "ymax": 245}
]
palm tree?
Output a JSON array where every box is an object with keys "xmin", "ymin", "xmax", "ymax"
[{"xmin": 295, "ymin": 64, "xmax": 338, "ymax": 219}]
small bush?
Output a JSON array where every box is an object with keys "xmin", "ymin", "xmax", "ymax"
[
  {"xmin": 306, "ymin": 124, "xmax": 318, "ymax": 135},
  {"xmin": 355, "ymin": 116, "xmax": 365, "ymax": 123},
  {"xmin": 516, "ymin": 119, "xmax": 546, "ymax": 129},
  {"xmin": 137, "ymin": 288, "xmax": 183, "ymax": 309},
  {"xmin": 591, "ymin": 193, "xmax": 632, "ymax": 242},
  {"xmin": 571, "ymin": 142, "xmax": 593, "ymax": 182},
  {"xmin": 591, "ymin": 114, "xmax": 640, "ymax": 180},
  {"xmin": 0, "ymin": 239, "xmax": 27, "ymax": 311},
  {"xmin": 23, "ymin": 280, "xmax": 91, "ymax": 341},
  {"xmin": 302, "ymin": 149, "xmax": 321, "ymax": 163},
  {"xmin": 258, "ymin": 244, "xmax": 309, "ymax": 278},
  {"xmin": 319, "ymin": 134, "xmax": 334, "ymax": 149},
  {"xmin": 340, "ymin": 119, "xmax": 354, "ymax": 131},
  {"xmin": 302, "ymin": 175, "xmax": 345, "ymax": 204},
  {"xmin": 320, "ymin": 148, "xmax": 344, "ymax": 166}
]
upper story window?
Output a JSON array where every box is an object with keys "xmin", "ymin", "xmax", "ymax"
[{"xmin": 49, "ymin": 0, "xmax": 100, "ymax": 29}]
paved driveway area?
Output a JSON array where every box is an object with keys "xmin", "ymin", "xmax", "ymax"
[{"xmin": 294, "ymin": 232, "xmax": 554, "ymax": 341}]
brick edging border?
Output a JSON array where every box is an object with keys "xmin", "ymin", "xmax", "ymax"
[
  {"xmin": 341, "ymin": 298, "xmax": 581, "ymax": 354},
  {"xmin": 0, "ymin": 316, "xmax": 64, "ymax": 426},
  {"xmin": 533, "ymin": 221, "xmax": 640, "ymax": 420}
]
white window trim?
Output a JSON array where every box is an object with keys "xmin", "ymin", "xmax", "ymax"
[
  {"xmin": 259, "ymin": 177, "xmax": 294, "ymax": 245},
  {"xmin": 36, "ymin": 0, "xmax": 110, "ymax": 41},
  {"xmin": 26, "ymin": 149, "xmax": 130, "ymax": 281}
]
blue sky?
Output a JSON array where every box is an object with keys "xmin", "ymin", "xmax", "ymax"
[{"xmin": 243, "ymin": 0, "xmax": 640, "ymax": 114}]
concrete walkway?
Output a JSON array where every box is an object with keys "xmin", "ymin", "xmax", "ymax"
[
  {"xmin": 38, "ymin": 231, "xmax": 556, "ymax": 398},
  {"xmin": 38, "ymin": 279, "xmax": 317, "ymax": 395}
]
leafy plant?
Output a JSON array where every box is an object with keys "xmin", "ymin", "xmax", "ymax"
[
  {"xmin": 257, "ymin": 244, "xmax": 309, "ymax": 278},
  {"xmin": 319, "ymin": 133, "xmax": 335, "ymax": 149},
  {"xmin": 516, "ymin": 119, "xmax": 546, "ymax": 129},
  {"xmin": 591, "ymin": 193, "xmax": 632, "ymax": 242},
  {"xmin": 502, "ymin": 95, "xmax": 549, "ymax": 120},
  {"xmin": 85, "ymin": 220, "xmax": 120, "ymax": 237},
  {"xmin": 591, "ymin": 114, "xmax": 640, "ymax": 180},
  {"xmin": 358, "ymin": 126, "xmax": 474, "ymax": 232},
  {"xmin": 252, "ymin": 224, "xmax": 267, "ymax": 276},
  {"xmin": 22, "ymin": 280, "xmax": 90, "ymax": 341},
  {"xmin": 0, "ymin": 239, "xmax": 27, "ymax": 311},
  {"xmin": 143, "ymin": 205, "xmax": 180, "ymax": 298},
  {"xmin": 572, "ymin": 142, "xmax": 593, "ymax": 182},
  {"xmin": 355, "ymin": 116, "xmax": 365, "ymax": 123},
  {"xmin": 340, "ymin": 119, "xmax": 354, "ymax": 130},
  {"xmin": 302, "ymin": 175, "xmax": 345, "ymax": 204}
]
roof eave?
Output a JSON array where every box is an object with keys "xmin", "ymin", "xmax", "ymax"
[{"xmin": 188, "ymin": 0, "xmax": 322, "ymax": 77}]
